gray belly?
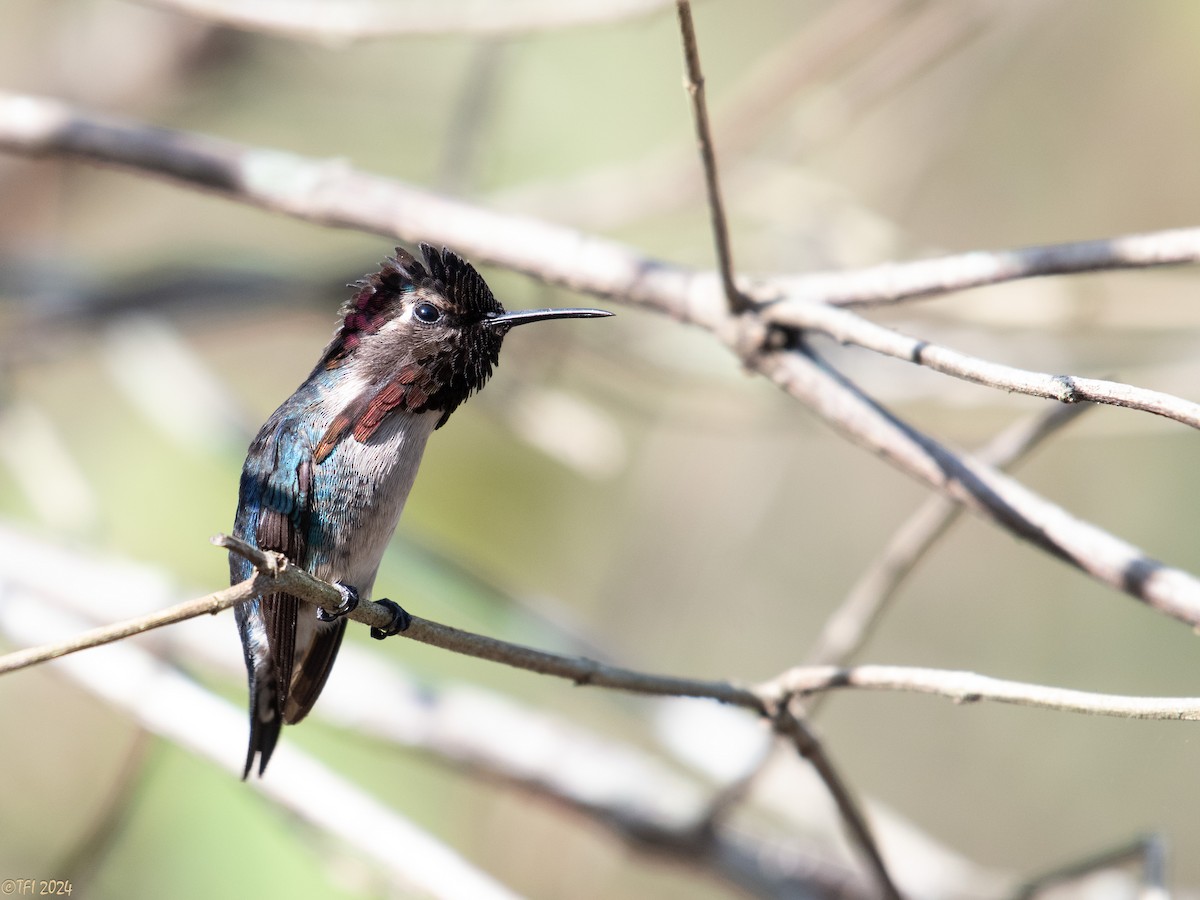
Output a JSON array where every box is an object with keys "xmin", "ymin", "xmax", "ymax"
[{"xmin": 311, "ymin": 409, "xmax": 439, "ymax": 599}]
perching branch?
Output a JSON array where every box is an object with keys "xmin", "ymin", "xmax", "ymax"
[
  {"xmin": 2, "ymin": 93, "xmax": 1199, "ymax": 626},
  {"xmin": 220, "ymin": 535, "xmax": 766, "ymax": 710},
  {"xmin": 6, "ymin": 9, "xmax": 1194, "ymax": 895},
  {"xmin": 0, "ymin": 571, "xmax": 260, "ymax": 676},
  {"xmin": 6, "ymin": 534, "xmax": 1200, "ymax": 722}
]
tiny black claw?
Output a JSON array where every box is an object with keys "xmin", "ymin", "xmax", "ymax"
[
  {"xmin": 370, "ymin": 598, "xmax": 412, "ymax": 640},
  {"xmin": 317, "ymin": 582, "xmax": 360, "ymax": 622}
]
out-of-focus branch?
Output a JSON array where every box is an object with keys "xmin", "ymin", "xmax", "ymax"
[
  {"xmin": 130, "ymin": 0, "xmax": 672, "ymax": 42},
  {"xmin": 747, "ymin": 346, "xmax": 1200, "ymax": 629},
  {"xmin": 9, "ymin": 92, "xmax": 1200, "ymax": 325},
  {"xmin": 0, "ymin": 93, "xmax": 705, "ymax": 319},
  {"xmin": 705, "ymin": 402, "xmax": 1092, "ymax": 835},
  {"xmin": 805, "ymin": 402, "xmax": 1092, "ymax": 673},
  {"xmin": 3, "ymin": 92, "xmax": 1200, "ymax": 632},
  {"xmin": 494, "ymin": 0, "xmax": 991, "ymax": 233},
  {"xmin": 771, "ymin": 713, "xmax": 901, "ymax": 900}
]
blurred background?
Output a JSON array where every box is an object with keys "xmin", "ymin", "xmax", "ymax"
[{"xmin": 2, "ymin": 0, "xmax": 1200, "ymax": 897}]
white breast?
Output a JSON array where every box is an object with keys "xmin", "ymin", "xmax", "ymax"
[{"xmin": 313, "ymin": 406, "xmax": 440, "ymax": 599}]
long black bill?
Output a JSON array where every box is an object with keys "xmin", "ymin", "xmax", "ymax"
[{"xmin": 483, "ymin": 307, "xmax": 613, "ymax": 329}]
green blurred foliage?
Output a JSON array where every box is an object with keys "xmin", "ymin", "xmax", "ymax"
[{"xmin": 2, "ymin": 1, "xmax": 1200, "ymax": 897}]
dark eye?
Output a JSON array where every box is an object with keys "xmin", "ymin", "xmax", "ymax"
[{"xmin": 414, "ymin": 302, "xmax": 441, "ymax": 323}]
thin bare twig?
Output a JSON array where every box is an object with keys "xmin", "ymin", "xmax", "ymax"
[
  {"xmin": 9, "ymin": 565, "xmax": 1200, "ymax": 721},
  {"xmin": 769, "ymin": 228, "xmax": 1200, "ymax": 306},
  {"xmin": 773, "ymin": 711, "xmax": 901, "ymax": 900},
  {"xmin": 675, "ymin": 0, "xmax": 747, "ymax": 314},
  {"xmin": 0, "ymin": 572, "xmax": 261, "ymax": 675},
  {"xmin": 10, "ymin": 532, "xmax": 1197, "ymax": 897},
  {"xmin": 2, "ymin": 594, "xmax": 868, "ymax": 900},
  {"xmin": 765, "ymin": 300, "xmax": 1200, "ymax": 432},
  {"xmin": 759, "ymin": 665, "xmax": 1200, "ymax": 721},
  {"xmin": 220, "ymin": 545, "xmax": 898, "ymax": 900},
  {"xmin": 1014, "ymin": 834, "xmax": 1168, "ymax": 900},
  {"xmin": 1, "ymin": 529, "xmax": 1197, "ymax": 900},
  {"xmin": 704, "ymin": 403, "xmax": 1094, "ymax": 831},
  {"xmin": 8, "ymin": 91, "xmax": 1200, "ymax": 316},
  {"xmin": 0, "ymin": 533, "xmax": 885, "ymax": 895}
]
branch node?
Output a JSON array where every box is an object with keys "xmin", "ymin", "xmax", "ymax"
[
  {"xmin": 759, "ymin": 690, "xmax": 809, "ymax": 749},
  {"xmin": 1052, "ymin": 374, "xmax": 1082, "ymax": 403},
  {"xmin": 721, "ymin": 311, "xmax": 771, "ymax": 360},
  {"xmin": 213, "ymin": 532, "xmax": 286, "ymax": 577}
]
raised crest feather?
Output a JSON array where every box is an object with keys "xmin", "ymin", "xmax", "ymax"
[{"xmin": 311, "ymin": 247, "xmax": 509, "ymax": 461}]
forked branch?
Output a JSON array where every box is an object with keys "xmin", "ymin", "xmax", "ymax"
[{"xmin": 1, "ymin": 93, "xmax": 1199, "ymax": 628}]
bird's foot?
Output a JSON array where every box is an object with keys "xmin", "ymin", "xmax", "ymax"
[
  {"xmin": 317, "ymin": 582, "xmax": 360, "ymax": 622},
  {"xmin": 370, "ymin": 598, "xmax": 412, "ymax": 640}
]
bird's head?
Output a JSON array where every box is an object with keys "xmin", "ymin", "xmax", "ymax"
[{"xmin": 312, "ymin": 245, "xmax": 610, "ymax": 459}]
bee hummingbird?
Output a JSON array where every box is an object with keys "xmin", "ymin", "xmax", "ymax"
[{"xmin": 230, "ymin": 244, "xmax": 611, "ymax": 777}]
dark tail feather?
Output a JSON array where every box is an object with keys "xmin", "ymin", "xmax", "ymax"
[
  {"xmin": 243, "ymin": 663, "xmax": 283, "ymax": 779},
  {"xmin": 283, "ymin": 619, "xmax": 347, "ymax": 725},
  {"xmin": 235, "ymin": 583, "xmax": 288, "ymax": 778}
]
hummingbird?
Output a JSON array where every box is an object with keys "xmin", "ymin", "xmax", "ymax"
[{"xmin": 229, "ymin": 244, "xmax": 611, "ymax": 777}]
